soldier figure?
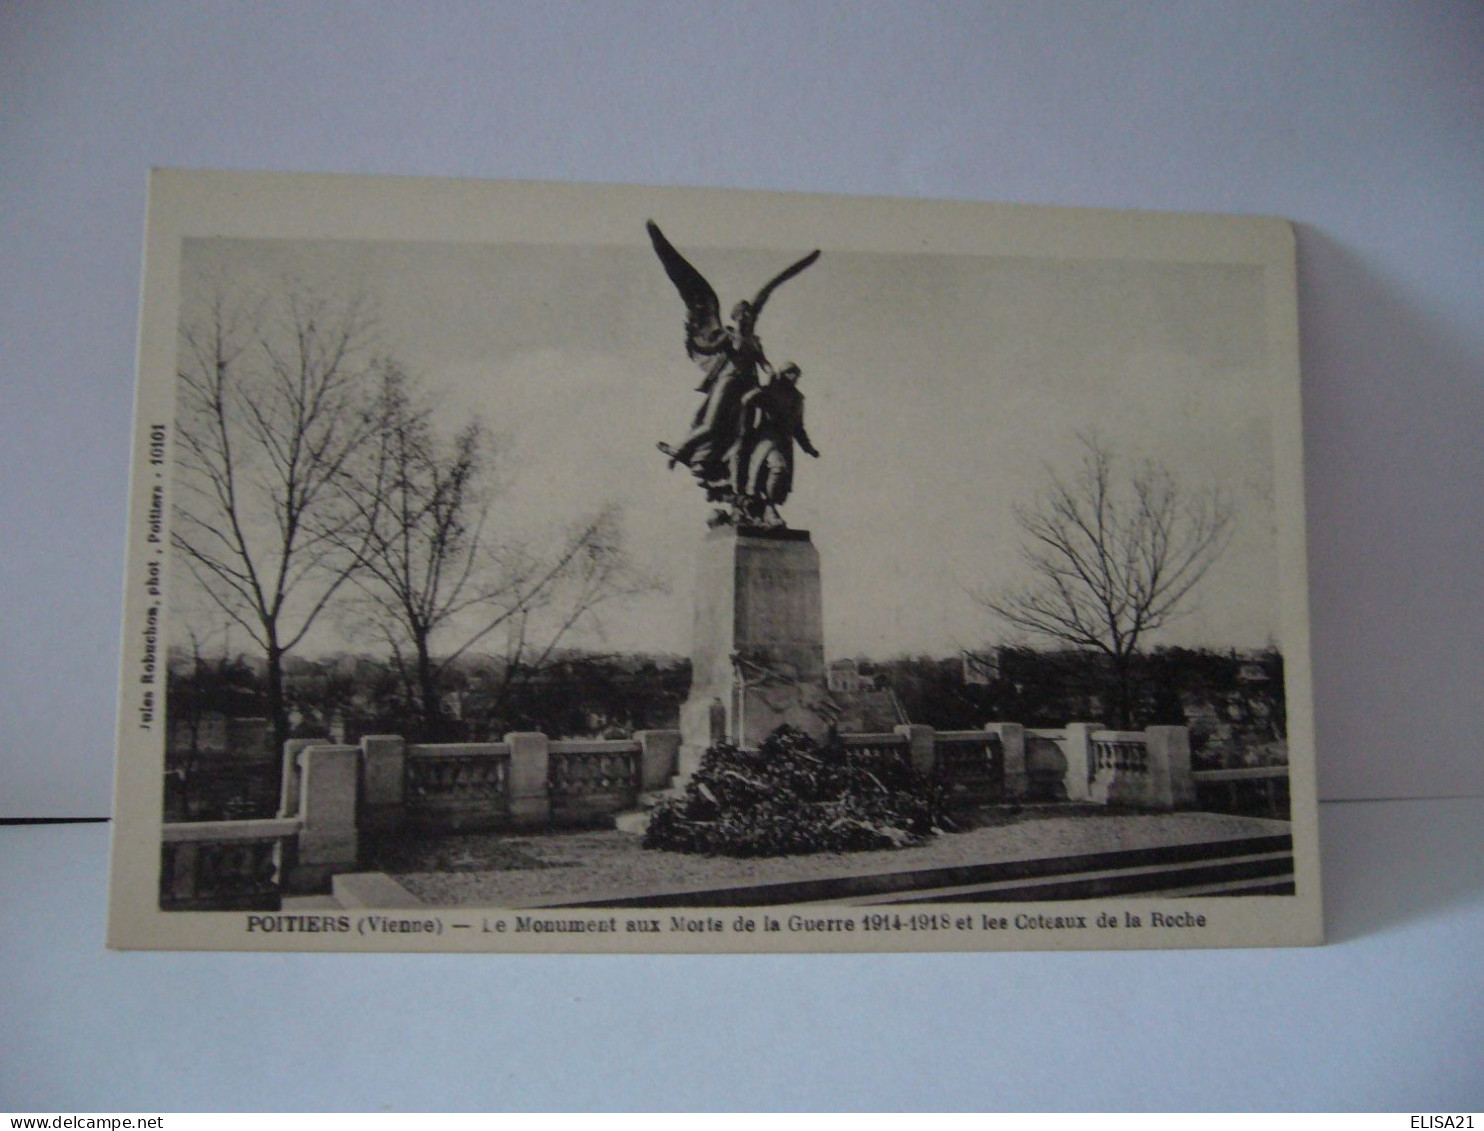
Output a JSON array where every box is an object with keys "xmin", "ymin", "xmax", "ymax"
[{"xmin": 647, "ymin": 220, "xmax": 821, "ymax": 527}]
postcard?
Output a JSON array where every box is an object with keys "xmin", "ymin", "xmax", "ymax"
[{"xmin": 108, "ymin": 170, "xmax": 1320, "ymax": 951}]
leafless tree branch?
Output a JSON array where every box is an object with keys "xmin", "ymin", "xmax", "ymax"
[
  {"xmin": 318, "ymin": 367, "xmax": 662, "ymax": 735},
  {"xmin": 171, "ymin": 279, "xmax": 381, "ymax": 748},
  {"xmin": 973, "ymin": 432, "xmax": 1234, "ymax": 726}
]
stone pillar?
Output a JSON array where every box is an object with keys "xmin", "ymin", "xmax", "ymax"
[
  {"xmin": 506, "ymin": 732, "xmax": 551, "ymax": 827},
  {"xmin": 986, "ymin": 722, "xmax": 1027, "ymax": 801},
  {"xmin": 277, "ymin": 737, "xmax": 325, "ymax": 819},
  {"xmin": 1062, "ymin": 723, "xmax": 1096, "ymax": 803},
  {"xmin": 680, "ymin": 526, "xmax": 830, "ymax": 767},
  {"xmin": 1145, "ymin": 725, "xmax": 1196, "ymax": 809},
  {"xmin": 291, "ymin": 744, "xmax": 359, "ymax": 891},
  {"xmin": 895, "ymin": 724, "xmax": 937, "ymax": 777},
  {"xmin": 635, "ymin": 729, "xmax": 681, "ymax": 792},
  {"xmin": 360, "ymin": 734, "xmax": 407, "ymax": 832}
]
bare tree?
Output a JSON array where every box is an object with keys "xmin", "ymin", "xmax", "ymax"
[
  {"xmin": 172, "ymin": 285, "xmax": 381, "ymax": 752},
  {"xmin": 486, "ymin": 505, "xmax": 657, "ymax": 730},
  {"xmin": 976, "ymin": 433, "xmax": 1234, "ymax": 728},
  {"xmin": 329, "ymin": 367, "xmax": 656, "ymax": 738}
]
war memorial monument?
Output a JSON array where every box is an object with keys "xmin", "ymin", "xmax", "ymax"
[{"xmin": 646, "ymin": 221, "xmax": 836, "ymax": 777}]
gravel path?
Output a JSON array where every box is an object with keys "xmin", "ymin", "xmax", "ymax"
[{"xmin": 368, "ymin": 809, "xmax": 1290, "ymax": 907}]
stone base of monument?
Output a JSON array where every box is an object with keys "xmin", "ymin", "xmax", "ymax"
[
  {"xmin": 677, "ymin": 524, "xmax": 831, "ymax": 772},
  {"xmin": 616, "ymin": 524, "xmax": 834, "ymax": 834}
]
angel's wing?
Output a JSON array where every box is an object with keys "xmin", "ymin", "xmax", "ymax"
[
  {"xmin": 647, "ymin": 221, "xmax": 727, "ymax": 361},
  {"xmin": 749, "ymin": 248, "xmax": 821, "ymax": 321}
]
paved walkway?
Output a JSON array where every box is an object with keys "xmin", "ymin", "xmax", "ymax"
[{"xmin": 367, "ymin": 809, "xmax": 1290, "ymax": 907}]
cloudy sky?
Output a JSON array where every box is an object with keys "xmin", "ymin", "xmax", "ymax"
[{"xmin": 179, "ymin": 229, "xmax": 1281, "ymax": 661}]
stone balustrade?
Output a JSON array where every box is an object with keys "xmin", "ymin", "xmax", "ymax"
[
  {"xmin": 839, "ymin": 732, "xmax": 909, "ymax": 759},
  {"xmin": 1078, "ymin": 726, "xmax": 1195, "ymax": 808},
  {"xmin": 160, "ymin": 720, "xmax": 1198, "ymax": 910},
  {"xmin": 548, "ymin": 740, "xmax": 643, "ymax": 820},
  {"xmin": 162, "ymin": 730, "xmax": 681, "ymax": 909},
  {"xmin": 1191, "ymin": 765, "xmax": 1289, "ymax": 817},
  {"xmin": 932, "ymin": 730, "xmax": 1006, "ymax": 804},
  {"xmin": 403, "ymin": 743, "xmax": 512, "ymax": 832},
  {"xmin": 159, "ymin": 817, "xmax": 301, "ymax": 910}
]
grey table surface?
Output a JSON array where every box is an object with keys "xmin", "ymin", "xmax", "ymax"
[
  {"xmin": 5, "ymin": 2, "xmax": 1484, "ymax": 818},
  {"xmin": 3, "ymin": 797, "xmax": 1481, "ymax": 1111}
]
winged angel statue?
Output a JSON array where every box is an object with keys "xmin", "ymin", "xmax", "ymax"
[{"xmin": 649, "ymin": 221, "xmax": 821, "ymax": 528}]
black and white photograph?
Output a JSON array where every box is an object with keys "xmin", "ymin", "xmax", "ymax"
[{"xmin": 108, "ymin": 170, "xmax": 1319, "ymax": 951}]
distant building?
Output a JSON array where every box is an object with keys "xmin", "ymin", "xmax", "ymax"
[{"xmin": 828, "ymin": 658, "xmax": 869, "ymax": 693}]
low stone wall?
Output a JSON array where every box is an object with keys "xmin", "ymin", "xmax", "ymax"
[
  {"xmin": 549, "ymin": 739, "xmax": 644, "ymax": 822},
  {"xmin": 162, "ymin": 721, "xmax": 1196, "ymax": 908},
  {"xmin": 1192, "ymin": 766, "xmax": 1289, "ymax": 818},
  {"xmin": 932, "ymin": 729, "xmax": 1005, "ymax": 805},
  {"xmin": 158, "ymin": 740, "xmax": 357, "ymax": 908},
  {"xmin": 978, "ymin": 723, "xmax": 1196, "ymax": 808},
  {"xmin": 402, "ymin": 742, "xmax": 512, "ymax": 832},
  {"xmin": 1083, "ymin": 727, "xmax": 1195, "ymax": 809},
  {"xmin": 159, "ymin": 817, "xmax": 301, "ymax": 910},
  {"xmin": 840, "ymin": 726, "xmax": 1003, "ymax": 804},
  {"xmin": 775, "ymin": 723, "xmax": 1191, "ymax": 810},
  {"xmin": 351, "ymin": 730, "xmax": 681, "ymax": 834},
  {"xmin": 164, "ymin": 730, "xmax": 683, "ymax": 908}
]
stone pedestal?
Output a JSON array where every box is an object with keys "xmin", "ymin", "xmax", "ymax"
[
  {"xmin": 1062, "ymin": 723, "xmax": 1096, "ymax": 803},
  {"xmin": 284, "ymin": 743, "xmax": 360, "ymax": 893},
  {"xmin": 1146, "ymin": 726, "xmax": 1197, "ymax": 809},
  {"xmin": 505, "ymin": 732, "xmax": 552, "ymax": 827},
  {"xmin": 985, "ymin": 723, "xmax": 1028, "ymax": 801},
  {"xmin": 359, "ymin": 734, "xmax": 407, "ymax": 833},
  {"xmin": 678, "ymin": 526, "xmax": 830, "ymax": 778}
]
